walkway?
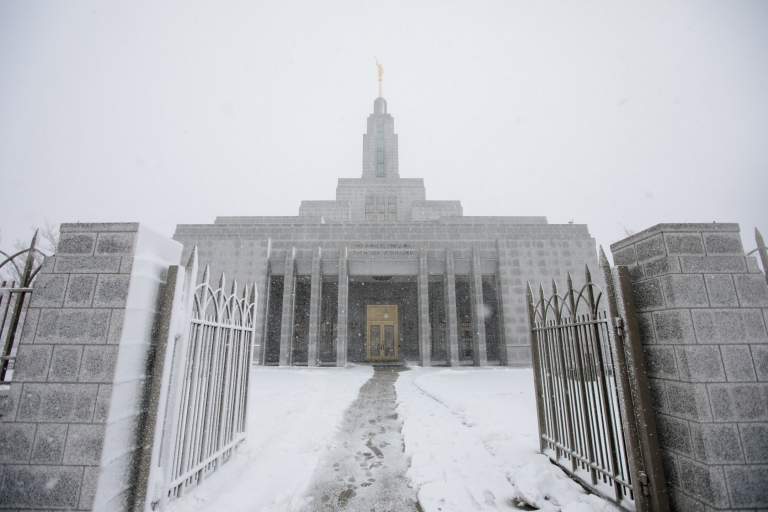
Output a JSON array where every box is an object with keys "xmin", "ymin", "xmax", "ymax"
[{"xmin": 302, "ymin": 366, "xmax": 420, "ymax": 512}]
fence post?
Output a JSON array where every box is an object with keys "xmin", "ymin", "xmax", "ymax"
[{"xmin": 599, "ymin": 248, "xmax": 669, "ymax": 512}]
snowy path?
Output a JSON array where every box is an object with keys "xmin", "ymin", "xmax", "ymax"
[
  {"xmin": 166, "ymin": 365, "xmax": 373, "ymax": 512},
  {"xmin": 301, "ymin": 366, "xmax": 420, "ymax": 511}
]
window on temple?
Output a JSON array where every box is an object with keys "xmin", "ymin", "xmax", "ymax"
[
  {"xmin": 376, "ymin": 130, "xmax": 385, "ymax": 177},
  {"xmin": 365, "ymin": 196, "xmax": 374, "ymax": 221},
  {"xmin": 377, "ymin": 201, "xmax": 386, "ymax": 220},
  {"xmin": 388, "ymin": 201, "xmax": 397, "ymax": 221}
]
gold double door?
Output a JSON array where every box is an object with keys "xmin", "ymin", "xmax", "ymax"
[{"xmin": 366, "ymin": 305, "xmax": 398, "ymax": 362}]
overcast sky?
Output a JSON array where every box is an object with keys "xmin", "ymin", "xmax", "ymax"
[{"xmin": 1, "ymin": 1, "xmax": 767, "ymax": 264}]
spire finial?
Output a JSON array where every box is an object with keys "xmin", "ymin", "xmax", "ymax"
[{"xmin": 375, "ymin": 57, "xmax": 383, "ymax": 98}]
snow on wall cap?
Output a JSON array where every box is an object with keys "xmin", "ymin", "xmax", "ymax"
[
  {"xmin": 60, "ymin": 222, "xmax": 140, "ymax": 232},
  {"xmin": 610, "ymin": 222, "xmax": 741, "ymax": 251}
]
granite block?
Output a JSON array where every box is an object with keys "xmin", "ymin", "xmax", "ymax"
[
  {"xmin": 724, "ymin": 465, "xmax": 768, "ymax": 508},
  {"xmin": 19, "ymin": 308, "xmax": 40, "ymax": 344},
  {"xmin": 636, "ymin": 312, "xmax": 656, "ymax": 344},
  {"xmin": 79, "ymin": 465, "xmax": 100, "ymax": 510},
  {"xmin": 35, "ymin": 309, "xmax": 111, "ymax": 344},
  {"xmin": 12, "ymin": 345, "xmax": 52, "ymax": 382},
  {"xmin": 47, "ymin": 345, "xmax": 83, "ymax": 382},
  {"xmin": 60, "ymin": 222, "xmax": 139, "ymax": 233},
  {"xmin": 54, "ymin": 256, "xmax": 121, "ymax": 274},
  {"xmin": 754, "ymin": 345, "xmax": 768, "ymax": 381},
  {"xmin": 107, "ymin": 309, "xmax": 125, "ymax": 344},
  {"xmin": 0, "ymin": 383, "xmax": 22, "ymax": 422},
  {"xmin": 644, "ymin": 256, "xmax": 681, "ymax": 278},
  {"xmin": 703, "ymin": 274, "xmax": 738, "ymax": 307},
  {"xmin": 678, "ymin": 455, "xmax": 729, "ymax": 508},
  {"xmin": 644, "ymin": 346, "xmax": 679, "ymax": 378},
  {"xmin": 703, "ymin": 232, "xmax": 744, "ymax": 255},
  {"xmin": 648, "ymin": 378, "xmax": 668, "ymax": 411},
  {"xmin": 63, "ymin": 274, "xmax": 97, "ymax": 308},
  {"xmin": 63, "ymin": 424, "xmax": 105, "ymax": 465},
  {"xmin": 665, "ymin": 233, "xmax": 705, "ymax": 255},
  {"xmin": 93, "ymin": 274, "xmax": 130, "ymax": 308},
  {"xmin": 661, "ymin": 274, "xmax": 709, "ymax": 308},
  {"xmin": 627, "ymin": 264, "xmax": 645, "ymax": 281},
  {"xmin": 0, "ymin": 423, "xmax": 35, "ymax": 463},
  {"xmin": 709, "ymin": 383, "xmax": 768, "ymax": 421},
  {"xmin": 667, "ymin": 487, "xmax": 705, "ymax": 512},
  {"xmin": 656, "ymin": 413, "xmax": 693, "ymax": 455},
  {"xmin": 0, "ymin": 465, "xmax": 82, "ymax": 509},
  {"xmin": 16, "ymin": 383, "xmax": 97, "ymax": 423},
  {"xmin": 653, "ymin": 309, "xmax": 696, "ymax": 345},
  {"xmin": 667, "ymin": 381, "xmax": 711, "ymax": 422},
  {"xmin": 57, "ymin": 232, "xmax": 96, "ymax": 255},
  {"xmin": 691, "ymin": 423, "xmax": 744, "ymax": 464},
  {"xmin": 720, "ymin": 345, "xmax": 757, "ymax": 382},
  {"xmin": 93, "ymin": 384, "xmax": 112, "ymax": 423},
  {"xmin": 691, "ymin": 309, "xmax": 768, "ymax": 345},
  {"xmin": 612, "ymin": 246, "xmax": 637, "ymax": 266},
  {"xmin": 78, "ymin": 346, "xmax": 118, "ymax": 382},
  {"xmin": 739, "ymin": 423, "xmax": 768, "ymax": 464},
  {"xmin": 119, "ymin": 256, "xmax": 133, "ymax": 274},
  {"xmin": 636, "ymin": 234, "xmax": 666, "ymax": 263},
  {"xmin": 746, "ymin": 255, "xmax": 761, "ymax": 273},
  {"xmin": 660, "ymin": 449, "xmax": 681, "ymax": 488},
  {"xmin": 680, "ymin": 256, "xmax": 747, "ymax": 274},
  {"xmin": 632, "ymin": 278, "xmax": 665, "ymax": 311},
  {"xmin": 734, "ymin": 274, "xmax": 768, "ymax": 307},
  {"xmin": 676, "ymin": 345, "xmax": 726, "ymax": 382},
  {"xmin": 95, "ymin": 232, "xmax": 136, "ymax": 255},
  {"xmin": 28, "ymin": 274, "xmax": 68, "ymax": 308},
  {"xmin": 30, "ymin": 423, "xmax": 67, "ymax": 464}
]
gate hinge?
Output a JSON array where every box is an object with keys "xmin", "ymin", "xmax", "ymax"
[
  {"xmin": 639, "ymin": 471, "xmax": 650, "ymax": 496},
  {"xmin": 614, "ymin": 317, "xmax": 625, "ymax": 338}
]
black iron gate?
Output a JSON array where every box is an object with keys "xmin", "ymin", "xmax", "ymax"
[{"xmin": 526, "ymin": 248, "xmax": 669, "ymax": 512}]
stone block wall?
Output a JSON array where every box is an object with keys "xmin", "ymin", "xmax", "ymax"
[
  {"xmin": 0, "ymin": 223, "xmax": 181, "ymax": 511},
  {"xmin": 611, "ymin": 223, "xmax": 768, "ymax": 511}
]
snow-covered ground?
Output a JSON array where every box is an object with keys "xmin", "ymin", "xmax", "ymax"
[
  {"xmin": 167, "ymin": 365, "xmax": 373, "ymax": 512},
  {"xmin": 396, "ymin": 367, "xmax": 618, "ymax": 512},
  {"xmin": 167, "ymin": 365, "xmax": 618, "ymax": 512}
]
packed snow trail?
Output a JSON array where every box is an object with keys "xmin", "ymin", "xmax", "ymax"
[
  {"xmin": 166, "ymin": 365, "xmax": 373, "ymax": 512},
  {"xmin": 301, "ymin": 366, "xmax": 420, "ymax": 512}
]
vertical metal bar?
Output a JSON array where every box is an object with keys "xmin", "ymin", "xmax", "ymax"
[
  {"xmin": 552, "ymin": 280, "xmax": 577, "ymax": 471},
  {"xmin": 526, "ymin": 284, "xmax": 548, "ymax": 454},
  {"xmin": 539, "ymin": 285, "xmax": 561, "ymax": 459}
]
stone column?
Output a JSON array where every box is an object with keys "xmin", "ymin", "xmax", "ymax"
[
  {"xmin": 0, "ymin": 223, "xmax": 181, "ymax": 512},
  {"xmin": 278, "ymin": 247, "xmax": 295, "ymax": 366},
  {"xmin": 445, "ymin": 249, "xmax": 460, "ymax": 366},
  {"xmin": 336, "ymin": 247, "xmax": 348, "ymax": 367},
  {"xmin": 250, "ymin": 238, "xmax": 271, "ymax": 365},
  {"xmin": 307, "ymin": 247, "xmax": 322, "ymax": 367},
  {"xmin": 611, "ymin": 223, "xmax": 768, "ymax": 511},
  {"xmin": 418, "ymin": 248, "xmax": 431, "ymax": 366},
  {"xmin": 471, "ymin": 246, "xmax": 488, "ymax": 366}
]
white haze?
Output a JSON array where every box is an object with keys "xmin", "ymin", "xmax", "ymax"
[{"xmin": 1, "ymin": 1, "xmax": 767, "ymax": 262}]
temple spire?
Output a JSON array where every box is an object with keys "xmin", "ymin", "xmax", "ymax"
[{"xmin": 375, "ymin": 57, "xmax": 383, "ymax": 98}]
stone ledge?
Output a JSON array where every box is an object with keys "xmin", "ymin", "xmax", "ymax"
[{"xmin": 611, "ymin": 223, "xmax": 741, "ymax": 252}]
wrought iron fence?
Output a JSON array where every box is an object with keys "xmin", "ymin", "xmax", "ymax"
[
  {"xmin": 0, "ymin": 231, "xmax": 45, "ymax": 383},
  {"xmin": 747, "ymin": 227, "xmax": 768, "ymax": 285},
  {"xmin": 136, "ymin": 248, "xmax": 257, "ymax": 512},
  {"xmin": 526, "ymin": 249, "xmax": 668, "ymax": 512}
]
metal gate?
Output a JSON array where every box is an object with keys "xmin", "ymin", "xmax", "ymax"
[
  {"xmin": 135, "ymin": 248, "xmax": 257, "ymax": 512},
  {"xmin": 526, "ymin": 249, "xmax": 668, "ymax": 512}
]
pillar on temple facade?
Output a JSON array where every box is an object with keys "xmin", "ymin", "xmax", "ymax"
[
  {"xmin": 445, "ymin": 249, "xmax": 460, "ymax": 366},
  {"xmin": 307, "ymin": 247, "xmax": 322, "ymax": 367},
  {"xmin": 336, "ymin": 247, "xmax": 349, "ymax": 366},
  {"xmin": 418, "ymin": 248, "xmax": 431, "ymax": 366},
  {"xmin": 278, "ymin": 247, "xmax": 296, "ymax": 366},
  {"xmin": 471, "ymin": 246, "xmax": 488, "ymax": 366}
]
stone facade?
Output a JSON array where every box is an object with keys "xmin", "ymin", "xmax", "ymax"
[
  {"xmin": 173, "ymin": 98, "xmax": 599, "ymax": 368},
  {"xmin": 0, "ymin": 223, "xmax": 181, "ymax": 511},
  {"xmin": 611, "ymin": 223, "xmax": 768, "ymax": 511}
]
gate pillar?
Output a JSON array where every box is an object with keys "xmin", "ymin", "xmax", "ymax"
[
  {"xmin": 471, "ymin": 247, "xmax": 488, "ymax": 366},
  {"xmin": 335, "ymin": 247, "xmax": 348, "ymax": 366},
  {"xmin": 278, "ymin": 247, "xmax": 295, "ymax": 366},
  {"xmin": 307, "ymin": 247, "xmax": 322, "ymax": 367},
  {"xmin": 418, "ymin": 248, "xmax": 431, "ymax": 366}
]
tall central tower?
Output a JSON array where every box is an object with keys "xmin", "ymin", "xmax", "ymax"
[{"xmin": 361, "ymin": 97, "xmax": 399, "ymax": 179}]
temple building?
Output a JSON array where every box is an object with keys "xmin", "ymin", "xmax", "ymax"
[{"xmin": 173, "ymin": 81, "xmax": 598, "ymax": 367}]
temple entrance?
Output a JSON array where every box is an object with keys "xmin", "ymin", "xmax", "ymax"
[{"xmin": 366, "ymin": 305, "xmax": 398, "ymax": 361}]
